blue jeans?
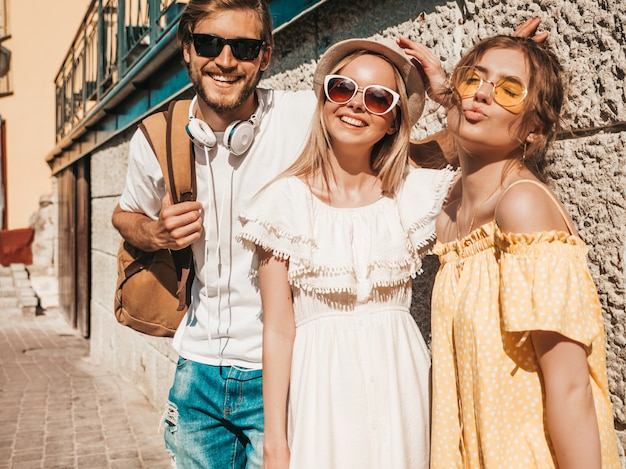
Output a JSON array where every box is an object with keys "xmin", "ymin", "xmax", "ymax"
[{"xmin": 164, "ymin": 358, "xmax": 264, "ymax": 469}]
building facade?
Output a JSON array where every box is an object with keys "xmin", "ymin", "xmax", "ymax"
[{"xmin": 0, "ymin": 0, "xmax": 89, "ymax": 231}]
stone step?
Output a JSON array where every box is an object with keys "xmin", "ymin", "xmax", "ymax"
[
  {"xmin": 17, "ymin": 287, "xmax": 36, "ymax": 298},
  {"xmin": 18, "ymin": 296, "xmax": 39, "ymax": 307},
  {"xmin": 9, "ymin": 263, "xmax": 26, "ymax": 272},
  {"xmin": 0, "ymin": 277, "xmax": 13, "ymax": 287},
  {"xmin": 0, "ymin": 287, "xmax": 16, "ymax": 297},
  {"xmin": 0, "ymin": 297, "xmax": 19, "ymax": 308}
]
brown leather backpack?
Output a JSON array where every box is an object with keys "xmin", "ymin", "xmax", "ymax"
[{"xmin": 114, "ymin": 99, "xmax": 196, "ymax": 337}]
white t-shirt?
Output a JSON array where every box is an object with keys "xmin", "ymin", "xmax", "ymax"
[{"xmin": 119, "ymin": 88, "xmax": 316, "ymax": 368}]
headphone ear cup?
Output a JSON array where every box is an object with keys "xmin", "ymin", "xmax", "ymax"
[
  {"xmin": 224, "ymin": 120, "xmax": 256, "ymax": 156},
  {"xmin": 186, "ymin": 118, "xmax": 217, "ymax": 149}
]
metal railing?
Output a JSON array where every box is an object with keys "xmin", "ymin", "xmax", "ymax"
[
  {"xmin": 54, "ymin": 0, "xmax": 185, "ymax": 142},
  {"xmin": 52, "ymin": 0, "xmax": 332, "ymax": 148}
]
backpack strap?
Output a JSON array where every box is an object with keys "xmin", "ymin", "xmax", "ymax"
[
  {"xmin": 167, "ymin": 100, "xmax": 196, "ymax": 203},
  {"xmin": 138, "ymin": 99, "xmax": 196, "ymax": 311},
  {"xmin": 139, "ymin": 99, "xmax": 195, "ymax": 204}
]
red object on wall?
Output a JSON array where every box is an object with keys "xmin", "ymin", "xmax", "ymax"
[{"xmin": 0, "ymin": 228, "xmax": 34, "ymax": 266}]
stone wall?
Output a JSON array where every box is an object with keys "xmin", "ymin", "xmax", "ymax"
[
  {"xmin": 89, "ymin": 127, "xmax": 180, "ymax": 407},
  {"xmin": 88, "ymin": 0, "xmax": 625, "ymax": 460}
]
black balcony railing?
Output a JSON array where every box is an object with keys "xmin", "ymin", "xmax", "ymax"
[
  {"xmin": 52, "ymin": 0, "xmax": 330, "ymax": 154},
  {"xmin": 54, "ymin": 0, "xmax": 185, "ymax": 142}
]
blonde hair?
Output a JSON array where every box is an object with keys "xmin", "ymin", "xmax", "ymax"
[{"xmin": 277, "ymin": 50, "xmax": 412, "ymax": 197}]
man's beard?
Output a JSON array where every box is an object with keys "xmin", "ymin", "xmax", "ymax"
[{"xmin": 191, "ymin": 65, "xmax": 263, "ymax": 113}]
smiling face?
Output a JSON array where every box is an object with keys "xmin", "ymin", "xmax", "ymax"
[
  {"xmin": 183, "ymin": 8, "xmax": 271, "ymax": 121},
  {"xmin": 448, "ymin": 47, "xmax": 530, "ymax": 159},
  {"xmin": 322, "ymin": 54, "xmax": 399, "ymax": 155}
]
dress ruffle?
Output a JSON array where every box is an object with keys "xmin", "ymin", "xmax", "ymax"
[
  {"xmin": 496, "ymin": 228, "xmax": 601, "ymax": 348},
  {"xmin": 399, "ymin": 166, "xmax": 458, "ymax": 257},
  {"xmin": 238, "ymin": 167, "xmax": 455, "ymax": 295},
  {"xmin": 434, "ymin": 222, "xmax": 602, "ymax": 348}
]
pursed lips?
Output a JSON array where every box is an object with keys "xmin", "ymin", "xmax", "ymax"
[{"xmin": 463, "ymin": 106, "xmax": 487, "ymax": 121}]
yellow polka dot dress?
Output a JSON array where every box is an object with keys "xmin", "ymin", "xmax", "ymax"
[{"xmin": 430, "ymin": 221, "xmax": 621, "ymax": 468}]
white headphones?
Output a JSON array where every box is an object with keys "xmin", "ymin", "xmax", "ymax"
[{"xmin": 185, "ymin": 92, "xmax": 265, "ymax": 156}]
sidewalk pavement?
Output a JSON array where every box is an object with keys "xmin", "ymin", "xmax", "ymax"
[{"xmin": 0, "ymin": 264, "xmax": 172, "ymax": 469}]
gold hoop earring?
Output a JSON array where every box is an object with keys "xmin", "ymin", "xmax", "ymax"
[{"xmin": 523, "ymin": 142, "xmax": 527, "ymax": 162}]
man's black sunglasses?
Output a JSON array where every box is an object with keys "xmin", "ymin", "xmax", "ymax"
[{"xmin": 190, "ymin": 33, "xmax": 265, "ymax": 61}]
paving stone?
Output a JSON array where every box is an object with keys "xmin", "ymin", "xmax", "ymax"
[{"xmin": 0, "ymin": 273, "xmax": 172, "ymax": 468}]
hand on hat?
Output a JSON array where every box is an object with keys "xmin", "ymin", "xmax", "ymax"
[{"xmin": 397, "ymin": 37, "xmax": 451, "ymax": 109}]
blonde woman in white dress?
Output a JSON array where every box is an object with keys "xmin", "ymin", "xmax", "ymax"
[{"xmin": 238, "ymin": 37, "xmax": 455, "ymax": 469}]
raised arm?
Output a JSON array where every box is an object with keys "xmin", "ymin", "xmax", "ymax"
[
  {"xmin": 398, "ymin": 18, "xmax": 547, "ymax": 108},
  {"xmin": 257, "ymin": 248, "xmax": 295, "ymax": 469}
]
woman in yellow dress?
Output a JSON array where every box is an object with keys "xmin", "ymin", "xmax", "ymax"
[{"xmin": 410, "ymin": 35, "xmax": 621, "ymax": 468}]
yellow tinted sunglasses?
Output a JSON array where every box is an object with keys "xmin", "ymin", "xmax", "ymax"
[{"xmin": 451, "ymin": 66, "xmax": 527, "ymax": 113}]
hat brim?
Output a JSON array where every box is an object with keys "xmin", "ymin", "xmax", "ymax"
[{"xmin": 313, "ymin": 38, "xmax": 425, "ymax": 126}]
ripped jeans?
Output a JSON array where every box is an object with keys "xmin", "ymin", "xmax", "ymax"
[{"xmin": 164, "ymin": 358, "xmax": 264, "ymax": 469}]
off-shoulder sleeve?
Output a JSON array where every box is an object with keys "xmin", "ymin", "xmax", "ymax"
[
  {"xmin": 396, "ymin": 166, "xmax": 457, "ymax": 257},
  {"xmin": 497, "ymin": 230, "xmax": 601, "ymax": 348},
  {"xmin": 237, "ymin": 177, "xmax": 316, "ymax": 264}
]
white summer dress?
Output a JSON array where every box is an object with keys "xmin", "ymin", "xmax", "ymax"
[{"xmin": 238, "ymin": 167, "xmax": 455, "ymax": 469}]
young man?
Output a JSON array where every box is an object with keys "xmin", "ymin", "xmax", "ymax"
[{"xmin": 111, "ymin": 1, "xmax": 315, "ymax": 467}]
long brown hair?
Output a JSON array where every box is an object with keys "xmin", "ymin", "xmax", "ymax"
[{"xmin": 449, "ymin": 36, "xmax": 565, "ymax": 176}]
